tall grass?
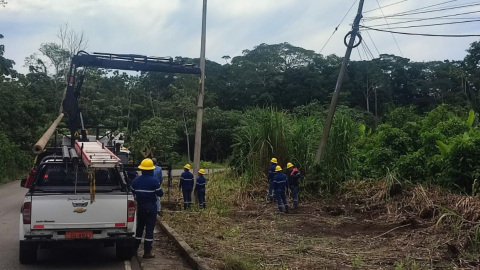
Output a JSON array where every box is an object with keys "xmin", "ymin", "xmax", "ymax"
[{"xmin": 231, "ymin": 107, "xmax": 360, "ymax": 193}]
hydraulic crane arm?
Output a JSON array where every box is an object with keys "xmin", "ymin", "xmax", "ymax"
[{"xmin": 62, "ymin": 51, "xmax": 201, "ymax": 146}]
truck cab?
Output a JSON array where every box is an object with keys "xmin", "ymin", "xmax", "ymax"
[{"xmin": 19, "ymin": 138, "xmax": 136, "ymax": 264}]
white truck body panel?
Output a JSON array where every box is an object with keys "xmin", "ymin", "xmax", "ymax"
[{"xmin": 31, "ymin": 194, "xmax": 127, "ymax": 229}]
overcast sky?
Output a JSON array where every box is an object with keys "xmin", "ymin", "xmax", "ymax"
[{"xmin": 1, "ymin": 0, "xmax": 479, "ymax": 74}]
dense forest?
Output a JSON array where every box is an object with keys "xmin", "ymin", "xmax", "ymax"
[{"xmin": 1, "ymin": 32, "xmax": 480, "ymax": 193}]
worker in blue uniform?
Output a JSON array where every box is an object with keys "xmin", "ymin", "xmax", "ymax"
[
  {"xmin": 179, "ymin": 164, "xmax": 194, "ymax": 210},
  {"xmin": 151, "ymin": 158, "xmax": 163, "ymax": 215},
  {"xmin": 131, "ymin": 158, "xmax": 163, "ymax": 259},
  {"xmin": 273, "ymin": 165, "xmax": 289, "ymax": 214},
  {"xmin": 268, "ymin": 158, "xmax": 278, "ymax": 202},
  {"xmin": 126, "ymin": 160, "xmax": 137, "ymax": 181},
  {"xmin": 195, "ymin": 169, "xmax": 207, "ymax": 209},
  {"xmin": 286, "ymin": 162, "xmax": 302, "ymax": 209}
]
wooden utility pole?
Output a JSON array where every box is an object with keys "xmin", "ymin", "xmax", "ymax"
[
  {"xmin": 315, "ymin": 0, "xmax": 365, "ymax": 163},
  {"xmin": 193, "ymin": 0, "xmax": 207, "ymax": 182}
]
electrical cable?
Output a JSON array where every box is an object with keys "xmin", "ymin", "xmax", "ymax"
[
  {"xmin": 319, "ymin": 0, "xmax": 358, "ymax": 54},
  {"xmin": 375, "ymin": 0, "xmax": 404, "ymax": 56},
  {"xmin": 360, "ymin": 25, "xmax": 480, "ymax": 37},
  {"xmin": 362, "ymin": 20, "xmax": 382, "ymax": 56},
  {"xmin": 364, "ymin": 1, "xmax": 480, "ymax": 21},
  {"xmin": 365, "ymin": 10, "xmax": 480, "ymax": 27},
  {"xmin": 376, "ymin": 18, "xmax": 480, "ymax": 29},
  {"xmin": 364, "ymin": 0, "xmax": 408, "ymax": 14},
  {"xmin": 357, "ymin": 47, "xmax": 364, "ymax": 61},
  {"xmin": 363, "ymin": 39, "xmax": 376, "ymax": 59}
]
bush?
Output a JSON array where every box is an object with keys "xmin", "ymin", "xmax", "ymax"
[
  {"xmin": 395, "ymin": 149, "xmax": 427, "ymax": 182},
  {"xmin": 0, "ymin": 131, "xmax": 29, "ymax": 183}
]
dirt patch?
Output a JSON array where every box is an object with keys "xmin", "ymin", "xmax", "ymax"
[{"xmin": 161, "ymin": 178, "xmax": 480, "ymax": 269}]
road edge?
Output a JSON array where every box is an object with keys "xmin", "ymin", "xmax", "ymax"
[{"xmin": 157, "ymin": 219, "xmax": 214, "ymax": 270}]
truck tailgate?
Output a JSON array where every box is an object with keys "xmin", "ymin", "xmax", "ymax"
[{"xmin": 30, "ymin": 194, "xmax": 127, "ymax": 229}]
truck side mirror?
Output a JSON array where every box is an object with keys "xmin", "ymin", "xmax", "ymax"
[{"xmin": 20, "ymin": 179, "xmax": 27, "ymax": 188}]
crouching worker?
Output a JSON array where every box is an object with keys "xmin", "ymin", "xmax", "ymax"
[
  {"xmin": 131, "ymin": 158, "xmax": 164, "ymax": 259},
  {"xmin": 274, "ymin": 166, "xmax": 289, "ymax": 214},
  {"xmin": 286, "ymin": 162, "xmax": 302, "ymax": 209},
  {"xmin": 196, "ymin": 169, "xmax": 207, "ymax": 209},
  {"xmin": 180, "ymin": 164, "xmax": 194, "ymax": 210}
]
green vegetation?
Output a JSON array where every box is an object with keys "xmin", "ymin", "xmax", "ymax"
[{"xmin": 2, "ymin": 25, "xmax": 480, "ymax": 190}]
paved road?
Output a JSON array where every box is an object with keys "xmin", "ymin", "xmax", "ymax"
[{"xmin": 0, "ymin": 180, "xmax": 141, "ymax": 270}]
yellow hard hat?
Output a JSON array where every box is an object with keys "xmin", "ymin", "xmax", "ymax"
[
  {"xmin": 184, "ymin": 164, "xmax": 191, "ymax": 170},
  {"xmin": 275, "ymin": 165, "xmax": 282, "ymax": 172},
  {"xmin": 270, "ymin": 158, "xmax": 278, "ymax": 163},
  {"xmin": 198, "ymin": 169, "xmax": 205, "ymax": 175},
  {"xmin": 286, "ymin": 162, "xmax": 294, "ymax": 169},
  {"xmin": 138, "ymin": 158, "xmax": 155, "ymax": 170}
]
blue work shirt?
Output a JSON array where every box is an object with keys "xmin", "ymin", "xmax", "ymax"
[
  {"xmin": 195, "ymin": 175, "xmax": 206, "ymax": 191},
  {"xmin": 288, "ymin": 168, "xmax": 302, "ymax": 187},
  {"xmin": 274, "ymin": 173, "xmax": 288, "ymax": 190},
  {"xmin": 131, "ymin": 170, "xmax": 163, "ymax": 208},
  {"xmin": 153, "ymin": 165, "xmax": 163, "ymax": 186},
  {"xmin": 179, "ymin": 171, "xmax": 194, "ymax": 191},
  {"xmin": 268, "ymin": 163, "xmax": 277, "ymax": 182}
]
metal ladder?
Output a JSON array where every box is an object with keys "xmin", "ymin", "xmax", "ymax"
[{"xmin": 75, "ymin": 141, "xmax": 120, "ymax": 168}]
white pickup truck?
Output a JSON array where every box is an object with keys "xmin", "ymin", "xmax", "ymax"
[{"xmin": 19, "ymin": 155, "xmax": 136, "ymax": 264}]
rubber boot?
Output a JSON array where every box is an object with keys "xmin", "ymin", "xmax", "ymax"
[
  {"xmin": 143, "ymin": 250, "xmax": 155, "ymax": 259},
  {"xmin": 285, "ymin": 205, "xmax": 290, "ymax": 214},
  {"xmin": 184, "ymin": 203, "xmax": 188, "ymax": 210},
  {"xmin": 293, "ymin": 201, "xmax": 298, "ymax": 210},
  {"xmin": 278, "ymin": 206, "xmax": 283, "ymax": 213}
]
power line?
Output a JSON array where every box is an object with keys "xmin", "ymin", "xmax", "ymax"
[
  {"xmin": 377, "ymin": 18, "xmax": 480, "ymax": 29},
  {"xmin": 357, "ymin": 47, "xmax": 364, "ymax": 61},
  {"xmin": 363, "ymin": 0, "xmax": 408, "ymax": 14},
  {"xmin": 365, "ymin": 10, "xmax": 480, "ymax": 27},
  {"xmin": 363, "ymin": 40, "xmax": 376, "ymax": 59},
  {"xmin": 369, "ymin": 16, "xmax": 480, "ymax": 20},
  {"xmin": 319, "ymin": 0, "xmax": 358, "ymax": 54},
  {"xmin": 360, "ymin": 25, "xmax": 480, "ymax": 37},
  {"xmin": 381, "ymin": 0, "xmax": 459, "ymax": 17},
  {"xmin": 375, "ymin": 0, "xmax": 404, "ymax": 56},
  {"xmin": 364, "ymin": 1, "xmax": 480, "ymax": 21},
  {"xmin": 361, "ymin": 23, "xmax": 381, "ymax": 56}
]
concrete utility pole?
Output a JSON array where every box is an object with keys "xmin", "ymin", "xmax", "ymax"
[
  {"xmin": 315, "ymin": 0, "xmax": 365, "ymax": 163},
  {"xmin": 193, "ymin": 0, "xmax": 207, "ymax": 183}
]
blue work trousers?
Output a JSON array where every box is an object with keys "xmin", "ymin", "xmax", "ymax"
[
  {"xmin": 268, "ymin": 179, "xmax": 275, "ymax": 199},
  {"xmin": 276, "ymin": 189, "xmax": 289, "ymax": 212},
  {"xmin": 290, "ymin": 185, "xmax": 299, "ymax": 208},
  {"xmin": 197, "ymin": 189, "xmax": 206, "ymax": 209},
  {"xmin": 135, "ymin": 204, "xmax": 157, "ymax": 253},
  {"xmin": 182, "ymin": 189, "xmax": 192, "ymax": 210}
]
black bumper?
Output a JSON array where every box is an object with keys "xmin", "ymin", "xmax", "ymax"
[{"xmin": 21, "ymin": 233, "xmax": 135, "ymax": 250}]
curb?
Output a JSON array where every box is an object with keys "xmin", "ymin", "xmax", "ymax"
[{"xmin": 158, "ymin": 219, "xmax": 214, "ymax": 270}]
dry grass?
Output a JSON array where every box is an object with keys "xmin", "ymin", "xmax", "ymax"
[{"xmin": 161, "ymin": 173, "xmax": 480, "ymax": 269}]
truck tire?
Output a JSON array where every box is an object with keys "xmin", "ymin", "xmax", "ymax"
[
  {"xmin": 116, "ymin": 245, "xmax": 134, "ymax": 260},
  {"xmin": 19, "ymin": 247, "xmax": 37, "ymax": 264}
]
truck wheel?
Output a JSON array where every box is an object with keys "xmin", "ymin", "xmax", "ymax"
[
  {"xmin": 116, "ymin": 245, "xmax": 134, "ymax": 260},
  {"xmin": 19, "ymin": 248, "xmax": 37, "ymax": 264}
]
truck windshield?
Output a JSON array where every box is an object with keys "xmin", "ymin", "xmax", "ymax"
[{"xmin": 35, "ymin": 164, "xmax": 120, "ymax": 187}]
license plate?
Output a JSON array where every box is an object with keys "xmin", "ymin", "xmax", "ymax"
[{"xmin": 65, "ymin": 231, "xmax": 93, "ymax": 239}]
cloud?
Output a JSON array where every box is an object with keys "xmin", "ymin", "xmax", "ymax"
[{"xmin": 1, "ymin": 0, "xmax": 479, "ymax": 74}]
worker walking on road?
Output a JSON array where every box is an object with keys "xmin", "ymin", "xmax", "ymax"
[
  {"xmin": 151, "ymin": 158, "xmax": 163, "ymax": 216},
  {"xmin": 286, "ymin": 162, "xmax": 302, "ymax": 209},
  {"xmin": 179, "ymin": 164, "xmax": 194, "ymax": 210},
  {"xmin": 195, "ymin": 169, "xmax": 207, "ymax": 209},
  {"xmin": 131, "ymin": 158, "xmax": 163, "ymax": 259},
  {"xmin": 274, "ymin": 165, "xmax": 289, "ymax": 214},
  {"xmin": 268, "ymin": 158, "xmax": 278, "ymax": 202}
]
